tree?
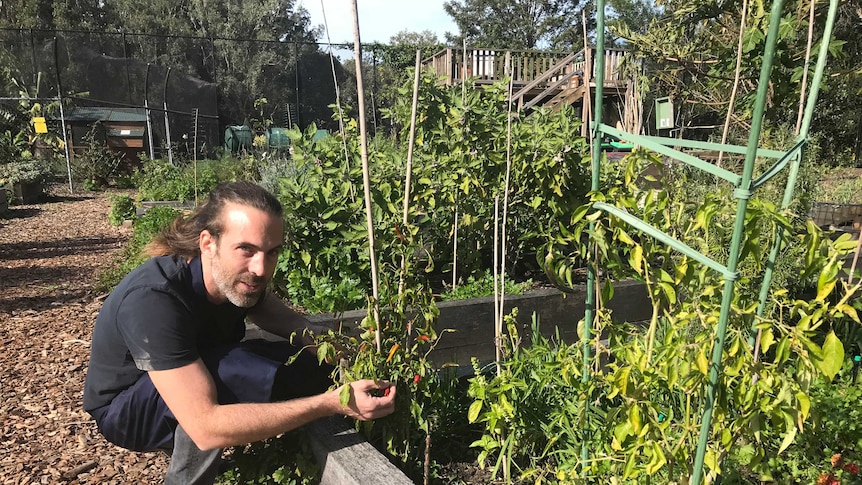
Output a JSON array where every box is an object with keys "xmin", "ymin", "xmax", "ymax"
[
  {"xmin": 336, "ymin": 30, "xmax": 445, "ymax": 136},
  {"xmin": 443, "ymin": 0, "xmax": 592, "ymax": 50},
  {"xmin": 378, "ymin": 30, "xmax": 443, "ymax": 70},
  {"xmin": 808, "ymin": 0, "xmax": 862, "ymax": 164},
  {"xmin": 614, "ymin": 0, "xmax": 855, "ymax": 149}
]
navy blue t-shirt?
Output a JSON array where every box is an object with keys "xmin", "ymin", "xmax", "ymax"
[{"xmin": 83, "ymin": 255, "xmax": 249, "ymax": 412}]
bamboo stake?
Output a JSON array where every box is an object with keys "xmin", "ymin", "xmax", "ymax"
[
  {"xmin": 581, "ymin": 11, "xmax": 592, "ymax": 140},
  {"xmin": 497, "ymin": 54, "xmax": 515, "ymax": 364},
  {"xmin": 716, "ymin": 0, "xmax": 749, "ymax": 168},
  {"xmin": 454, "ymin": 40, "xmax": 468, "ymax": 291},
  {"xmin": 452, "ymin": 198, "xmax": 458, "ymax": 290},
  {"xmin": 349, "ymin": 0, "xmax": 382, "ymax": 353},
  {"xmin": 848, "ymin": 225, "xmax": 862, "ymax": 285},
  {"xmin": 423, "ymin": 427, "xmax": 431, "ymax": 485},
  {"xmin": 795, "ymin": 0, "xmax": 817, "ymax": 135},
  {"xmin": 494, "ymin": 195, "xmax": 501, "ymax": 376},
  {"xmin": 399, "ymin": 50, "xmax": 422, "ymax": 305},
  {"xmin": 193, "ymin": 107, "xmax": 199, "ymax": 204},
  {"xmin": 321, "ymin": 0, "xmax": 353, "ymax": 179},
  {"xmin": 462, "ymin": 39, "xmax": 467, "ymax": 103}
]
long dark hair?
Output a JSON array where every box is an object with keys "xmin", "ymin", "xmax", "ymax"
[{"xmin": 145, "ymin": 181, "xmax": 283, "ymax": 259}]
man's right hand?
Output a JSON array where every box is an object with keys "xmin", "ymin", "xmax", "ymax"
[{"xmin": 336, "ymin": 380, "xmax": 396, "ymax": 421}]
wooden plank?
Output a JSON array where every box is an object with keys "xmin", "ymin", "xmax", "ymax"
[
  {"xmin": 510, "ymin": 50, "xmax": 581, "ymax": 103},
  {"xmin": 523, "ymin": 71, "xmax": 577, "ymax": 110},
  {"xmin": 308, "ymin": 417, "xmax": 413, "ymax": 485}
]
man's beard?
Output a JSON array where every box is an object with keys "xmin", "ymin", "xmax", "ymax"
[{"xmin": 211, "ymin": 252, "xmax": 266, "ymax": 308}]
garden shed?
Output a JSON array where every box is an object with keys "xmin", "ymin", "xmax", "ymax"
[{"xmin": 61, "ymin": 107, "xmax": 149, "ymax": 164}]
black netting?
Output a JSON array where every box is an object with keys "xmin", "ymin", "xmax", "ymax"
[{"xmin": 1, "ymin": 28, "xmax": 353, "ymax": 159}]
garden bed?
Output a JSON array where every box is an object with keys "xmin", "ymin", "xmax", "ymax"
[
  {"xmin": 242, "ymin": 280, "xmax": 653, "ymax": 483},
  {"xmin": 278, "ymin": 280, "xmax": 653, "ymax": 367}
]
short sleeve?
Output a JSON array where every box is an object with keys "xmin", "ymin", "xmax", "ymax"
[{"xmin": 116, "ymin": 287, "xmax": 199, "ymax": 371}]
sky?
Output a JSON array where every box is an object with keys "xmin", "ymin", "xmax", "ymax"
[{"xmin": 299, "ymin": 0, "xmax": 457, "ymax": 45}]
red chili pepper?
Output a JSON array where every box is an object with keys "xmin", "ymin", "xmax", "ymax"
[
  {"xmin": 383, "ymin": 387, "xmax": 391, "ymax": 397},
  {"xmin": 413, "ymin": 374, "xmax": 421, "ymax": 384},
  {"xmin": 416, "ymin": 335, "xmax": 429, "ymax": 342}
]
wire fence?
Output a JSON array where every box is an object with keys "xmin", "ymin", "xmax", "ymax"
[{"xmin": 0, "ymin": 27, "xmax": 376, "ymax": 162}]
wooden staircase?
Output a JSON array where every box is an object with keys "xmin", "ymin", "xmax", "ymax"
[{"xmin": 421, "ymin": 46, "xmax": 632, "ymax": 114}]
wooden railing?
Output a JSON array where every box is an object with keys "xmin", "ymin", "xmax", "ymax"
[{"xmin": 421, "ymin": 46, "xmax": 628, "ymax": 88}]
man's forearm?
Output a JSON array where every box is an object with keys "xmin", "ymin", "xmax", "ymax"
[{"xmin": 190, "ymin": 389, "xmax": 340, "ymax": 450}]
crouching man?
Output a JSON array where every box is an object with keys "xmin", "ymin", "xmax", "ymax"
[{"xmin": 83, "ymin": 181, "xmax": 395, "ymax": 484}]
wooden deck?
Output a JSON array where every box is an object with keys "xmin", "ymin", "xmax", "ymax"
[{"xmin": 420, "ymin": 46, "xmax": 630, "ymax": 113}]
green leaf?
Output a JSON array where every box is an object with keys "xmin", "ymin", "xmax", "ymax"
[
  {"xmin": 602, "ymin": 278, "xmax": 615, "ymax": 304},
  {"xmin": 777, "ymin": 426, "xmax": 797, "ymax": 454},
  {"xmin": 628, "ymin": 405, "xmax": 642, "ymax": 434},
  {"xmin": 796, "ymin": 391, "xmax": 810, "ymax": 421},
  {"xmin": 815, "ymin": 331, "xmax": 844, "ymax": 380},
  {"xmin": 614, "ymin": 420, "xmax": 633, "ymax": 446},
  {"xmin": 836, "ymin": 303, "xmax": 860, "ymax": 323},
  {"xmin": 645, "ymin": 442, "xmax": 667, "ymax": 474},
  {"xmin": 468, "ymin": 400, "xmax": 483, "ymax": 423},
  {"xmin": 774, "ymin": 337, "xmax": 790, "ymax": 364},
  {"xmin": 617, "ymin": 229, "xmax": 635, "ymax": 246},
  {"xmin": 742, "ymin": 27, "xmax": 765, "ymax": 53},
  {"xmin": 760, "ymin": 328, "xmax": 774, "ymax": 354},
  {"xmin": 659, "ymin": 282, "xmax": 676, "ymax": 305},
  {"xmin": 630, "ymin": 244, "xmax": 644, "ymax": 274},
  {"xmin": 704, "ymin": 449, "xmax": 720, "ymax": 473},
  {"xmin": 613, "ymin": 365, "xmax": 631, "ymax": 397},
  {"xmin": 316, "ymin": 342, "xmax": 333, "ymax": 365},
  {"xmin": 696, "ymin": 348, "xmax": 709, "ymax": 376},
  {"xmin": 339, "ymin": 385, "xmax": 350, "ymax": 408},
  {"xmin": 816, "ymin": 257, "xmax": 840, "ymax": 301}
]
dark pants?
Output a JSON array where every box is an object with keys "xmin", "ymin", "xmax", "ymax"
[{"xmin": 89, "ymin": 339, "xmax": 333, "ymax": 484}]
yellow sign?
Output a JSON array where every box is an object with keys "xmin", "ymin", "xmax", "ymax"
[{"xmin": 32, "ymin": 116, "xmax": 47, "ymax": 134}]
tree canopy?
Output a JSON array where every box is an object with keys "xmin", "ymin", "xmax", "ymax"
[
  {"xmin": 0, "ymin": 0, "xmax": 341, "ymax": 131},
  {"xmin": 443, "ymin": 0, "xmax": 593, "ymax": 50},
  {"xmin": 613, "ymin": 0, "xmax": 860, "ymax": 163}
]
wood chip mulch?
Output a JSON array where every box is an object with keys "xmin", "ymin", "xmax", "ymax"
[{"xmin": 0, "ymin": 185, "xmax": 169, "ymax": 484}]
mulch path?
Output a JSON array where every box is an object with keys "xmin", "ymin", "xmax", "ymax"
[{"xmin": 0, "ymin": 185, "xmax": 169, "ymax": 484}]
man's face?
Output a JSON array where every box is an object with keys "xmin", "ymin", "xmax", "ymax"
[{"xmin": 200, "ymin": 202, "xmax": 284, "ymax": 307}]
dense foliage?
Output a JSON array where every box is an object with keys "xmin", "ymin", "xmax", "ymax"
[
  {"xmin": 463, "ymin": 150, "xmax": 862, "ymax": 483},
  {"xmin": 271, "ymin": 74, "xmax": 590, "ymax": 312},
  {"xmin": 616, "ymin": 0, "xmax": 861, "ymax": 165},
  {"xmin": 97, "ymin": 206, "xmax": 181, "ymax": 292}
]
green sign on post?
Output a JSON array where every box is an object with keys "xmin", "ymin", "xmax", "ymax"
[{"xmin": 655, "ymin": 97, "xmax": 674, "ymax": 130}]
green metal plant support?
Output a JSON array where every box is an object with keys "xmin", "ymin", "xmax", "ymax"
[{"xmin": 582, "ymin": 0, "xmax": 840, "ymax": 483}]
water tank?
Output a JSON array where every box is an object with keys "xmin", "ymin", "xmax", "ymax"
[
  {"xmin": 266, "ymin": 127, "xmax": 291, "ymax": 151},
  {"xmin": 224, "ymin": 125, "xmax": 252, "ymax": 153}
]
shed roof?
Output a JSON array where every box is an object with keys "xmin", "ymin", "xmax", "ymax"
[{"xmin": 64, "ymin": 107, "xmax": 148, "ymax": 123}]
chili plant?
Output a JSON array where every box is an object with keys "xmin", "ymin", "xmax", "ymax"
[{"xmin": 472, "ymin": 149, "xmax": 862, "ymax": 483}]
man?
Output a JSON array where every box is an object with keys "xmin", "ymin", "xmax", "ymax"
[{"xmin": 83, "ymin": 181, "xmax": 395, "ymax": 484}]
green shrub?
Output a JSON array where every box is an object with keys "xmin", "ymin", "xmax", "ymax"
[
  {"xmin": 439, "ymin": 271, "xmax": 533, "ymax": 301},
  {"xmin": 133, "ymin": 157, "xmax": 261, "ymax": 202},
  {"xmin": 0, "ymin": 158, "xmax": 52, "ymax": 186},
  {"xmin": 97, "ymin": 206, "xmax": 181, "ymax": 292},
  {"xmin": 132, "ymin": 158, "xmax": 193, "ymax": 201},
  {"xmin": 108, "ymin": 194, "xmax": 136, "ymax": 226},
  {"xmin": 217, "ymin": 429, "xmax": 318, "ymax": 485},
  {"xmin": 71, "ymin": 124, "xmax": 124, "ymax": 188}
]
